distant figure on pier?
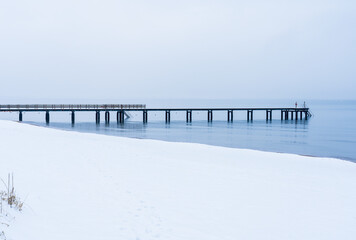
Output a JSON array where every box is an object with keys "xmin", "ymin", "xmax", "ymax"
[{"xmin": 295, "ymin": 102, "xmax": 298, "ymax": 108}]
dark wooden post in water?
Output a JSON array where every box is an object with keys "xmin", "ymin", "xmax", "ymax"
[
  {"xmin": 122, "ymin": 110, "xmax": 126, "ymax": 123},
  {"xmin": 247, "ymin": 110, "xmax": 253, "ymax": 121},
  {"xmin": 305, "ymin": 111, "xmax": 308, "ymax": 120},
  {"xmin": 300, "ymin": 111, "xmax": 303, "ymax": 120},
  {"xmin": 227, "ymin": 110, "xmax": 233, "ymax": 122},
  {"xmin": 186, "ymin": 110, "xmax": 192, "ymax": 123},
  {"xmin": 266, "ymin": 110, "xmax": 272, "ymax": 121},
  {"xmin": 105, "ymin": 111, "xmax": 110, "ymax": 124},
  {"xmin": 290, "ymin": 111, "xmax": 294, "ymax": 120},
  {"xmin": 19, "ymin": 111, "xmax": 23, "ymax": 122},
  {"xmin": 117, "ymin": 110, "xmax": 124, "ymax": 124},
  {"xmin": 165, "ymin": 110, "xmax": 171, "ymax": 123},
  {"xmin": 96, "ymin": 111, "xmax": 100, "ymax": 124},
  {"xmin": 284, "ymin": 111, "xmax": 288, "ymax": 120},
  {"xmin": 45, "ymin": 111, "xmax": 50, "ymax": 124},
  {"xmin": 143, "ymin": 110, "xmax": 148, "ymax": 123},
  {"xmin": 295, "ymin": 111, "xmax": 298, "ymax": 120},
  {"xmin": 71, "ymin": 111, "xmax": 75, "ymax": 124},
  {"xmin": 207, "ymin": 110, "xmax": 213, "ymax": 122}
]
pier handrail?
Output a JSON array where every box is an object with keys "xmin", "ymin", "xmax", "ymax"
[{"xmin": 0, "ymin": 104, "xmax": 146, "ymax": 110}]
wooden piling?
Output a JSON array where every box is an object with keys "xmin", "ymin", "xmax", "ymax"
[
  {"xmin": 105, "ymin": 111, "xmax": 110, "ymax": 124},
  {"xmin": 117, "ymin": 111, "xmax": 124, "ymax": 124},
  {"xmin": 96, "ymin": 111, "xmax": 100, "ymax": 124},
  {"xmin": 143, "ymin": 110, "xmax": 148, "ymax": 123},
  {"xmin": 165, "ymin": 110, "xmax": 171, "ymax": 123},
  {"xmin": 266, "ymin": 110, "xmax": 272, "ymax": 121},
  {"xmin": 208, "ymin": 110, "xmax": 213, "ymax": 122},
  {"xmin": 227, "ymin": 110, "xmax": 233, "ymax": 122},
  {"xmin": 186, "ymin": 110, "xmax": 192, "ymax": 123},
  {"xmin": 71, "ymin": 111, "xmax": 75, "ymax": 124},
  {"xmin": 121, "ymin": 111, "xmax": 125, "ymax": 123},
  {"xmin": 247, "ymin": 110, "xmax": 253, "ymax": 121},
  {"xmin": 45, "ymin": 111, "xmax": 50, "ymax": 124}
]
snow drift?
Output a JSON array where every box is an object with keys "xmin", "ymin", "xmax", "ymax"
[{"xmin": 0, "ymin": 120, "xmax": 355, "ymax": 240}]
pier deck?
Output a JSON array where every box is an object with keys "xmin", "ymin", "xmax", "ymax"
[{"xmin": 0, "ymin": 104, "xmax": 310, "ymax": 124}]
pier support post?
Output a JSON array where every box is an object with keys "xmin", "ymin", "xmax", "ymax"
[
  {"xmin": 281, "ymin": 111, "xmax": 284, "ymax": 120},
  {"xmin": 143, "ymin": 110, "xmax": 148, "ymax": 123},
  {"xmin": 300, "ymin": 111, "xmax": 303, "ymax": 120},
  {"xmin": 266, "ymin": 110, "xmax": 272, "ymax": 121},
  {"xmin": 45, "ymin": 111, "xmax": 50, "ymax": 125},
  {"xmin": 121, "ymin": 110, "xmax": 125, "ymax": 123},
  {"xmin": 247, "ymin": 110, "xmax": 253, "ymax": 121},
  {"xmin": 207, "ymin": 110, "xmax": 213, "ymax": 122},
  {"xmin": 165, "ymin": 110, "xmax": 170, "ymax": 123},
  {"xmin": 305, "ymin": 111, "xmax": 308, "ymax": 120},
  {"xmin": 105, "ymin": 111, "xmax": 110, "ymax": 124},
  {"xmin": 291, "ymin": 111, "xmax": 294, "ymax": 120},
  {"xmin": 186, "ymin": 110, "xmax": 192, "ymax": 123},
  {"xmin": 71, "ymin": 111, "xmax": 75, "ymax": 125},
  {"xmin": 227, "ymin": 110, "xmax": 233, "ymax": 122},
  {"xmin": 19, "ymin": 111, "xmax": 23, "ymax": 122},
  {"xmin": 117, "ymin": 111, "xmax": 124, "ymax": 124},
  {"xmin": 285, "ymin": 111, "xmax": 289, "ymax": 120},
  {"xmin": 295, "ymin": 111, "xmax": 298, "ymax": 120},
  {"xmin": 96, "ymin": 111, "xmax": 100, "ymax": 124}
]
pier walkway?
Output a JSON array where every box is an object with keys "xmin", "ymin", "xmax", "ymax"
[{"xmin": 0, "ymin": 104, "xmax": 310, "ymax": 124}]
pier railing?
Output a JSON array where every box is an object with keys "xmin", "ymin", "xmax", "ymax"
[{"xmin": 0, "ymin": 104, "xmax": 146, "ymax": 110}]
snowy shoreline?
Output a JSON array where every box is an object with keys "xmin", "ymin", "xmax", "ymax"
[{"xmin": 1, "ymin": 120, "xmax": 356, "ymax": 240}]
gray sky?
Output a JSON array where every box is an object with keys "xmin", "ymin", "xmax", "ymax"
[{"xmin": 0, "ymin": 0, "xmax": 355, "ymax": 101}]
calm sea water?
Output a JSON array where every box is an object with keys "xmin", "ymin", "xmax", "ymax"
[{"xmin": 3, "ymin": 99, "xmax": 356, "ymax": 161}]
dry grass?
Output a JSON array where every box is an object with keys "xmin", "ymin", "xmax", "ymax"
[
  {"xmin": 0, "ymin": 173, "xmax": 23, "ymax": 240},
  {"xmin": 1, "ymin": 173, "xmax": 23, "ymax": 212}
]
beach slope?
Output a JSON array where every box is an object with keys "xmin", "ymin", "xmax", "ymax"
[{"xmin": 0, "ymin": 120, "xmax": 355, "ymax": 240}]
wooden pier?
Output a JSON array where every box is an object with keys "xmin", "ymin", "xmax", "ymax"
[{"xmin": 0, "ymin": 104, "xmax": 311, "ymax": 124}]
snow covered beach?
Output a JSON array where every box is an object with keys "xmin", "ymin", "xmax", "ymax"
[{"xmin": 1, "ymin": 120, "xmax": 356, "ymax": 240}]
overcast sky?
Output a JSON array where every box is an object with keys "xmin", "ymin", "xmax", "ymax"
[{"xmin": 0, "ymin": 0, "xmax": 355, "ymax": 101}]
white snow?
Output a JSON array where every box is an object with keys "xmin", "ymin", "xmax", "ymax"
[{"xmin": 0, "ymin": 120, "xmax": 355, "ymax": 240}]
